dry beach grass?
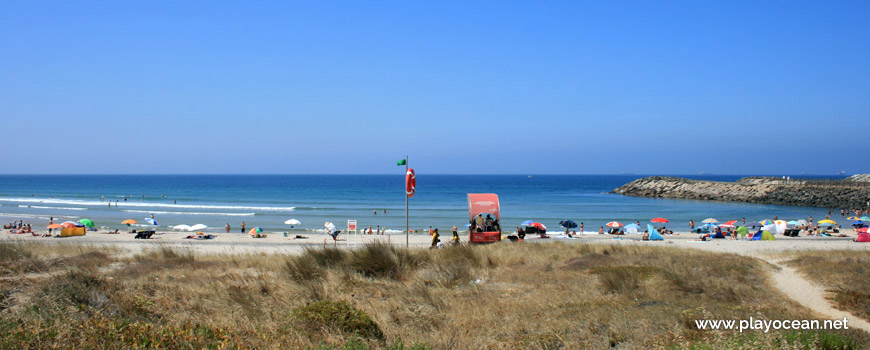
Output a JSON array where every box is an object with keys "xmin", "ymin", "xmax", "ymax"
[{"xmin": 0, "ymin": 240, "xmax": 868, "ymax": 349}]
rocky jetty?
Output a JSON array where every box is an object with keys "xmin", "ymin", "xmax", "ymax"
[
  {"xmin": 847, "ymin": 174, "xmax": 870, "ymax": 182},
  {"xmin": 612, "ymin": 176, "xmax": 870, "ymax": 208}
]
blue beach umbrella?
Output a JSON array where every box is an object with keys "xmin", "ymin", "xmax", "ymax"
[
  {"xmin": 520, "ymin": 220, "xmax": 535, "ymax": 226},
  {"xmin": 624, "ymin": 223, "xmax": 641, "ymax": 229},
  {"xmin": 852, "ymin": 221, "xmax": 863, "ymax": 225},
  {"xmin": 559, "ymin": 220, "xmax": 578, "ymax": 228},
  {"xmin": 144, "ymin": 218, "xmax": 157, "ymax": 225},
  {"xmin": 745, "ymin": 222, "xmax": 763, "ymax": 228}
]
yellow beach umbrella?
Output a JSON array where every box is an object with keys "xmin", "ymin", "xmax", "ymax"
[{"xmin": 818, "ymin": 219, "xmax": 837, "ymax": 225}]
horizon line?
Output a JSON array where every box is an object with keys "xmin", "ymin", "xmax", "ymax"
[{"xmin": 0, "ymin": 173, "xmax": 855, "ymax": 177}]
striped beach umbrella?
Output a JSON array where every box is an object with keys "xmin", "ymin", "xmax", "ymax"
[
  {"xmin": 701, "ymin": 218, "xmax": 719, "ymax": 224},
  {"xmin": 759, "ymin": 219, "xmax": 774, "ymax": 225},
  {"xmin": 847, "ymin": 216, "xmax": 861, "ymax": 221},
  {"xmin": 818, "ymin": 219, "xmax": 837, "ymax": 226},
  {"xmin": 605, "ymin": 221, "xmax": 623, "ymax": 228},
  {"xmin": 144, "ymin": 218, "xmax": 158, "ymax": 226},
  {"xmin": 249, "ymin": 227, "xmax": 263, "ymax": 235},
  {"xmin": 860, "ymin": 216, "xmax": 870, "ymax": 221}
]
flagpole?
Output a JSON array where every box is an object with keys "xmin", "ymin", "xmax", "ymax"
[{"xmin": 405, "ymin": 155, "xmax": 409, "ymax": 248}]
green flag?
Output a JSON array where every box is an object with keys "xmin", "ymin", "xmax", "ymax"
[{"xmin": 397, "ymin": 159, "xmax": 407, "ymax": 166}]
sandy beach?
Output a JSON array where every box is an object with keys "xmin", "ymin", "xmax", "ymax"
[{"xmin": 5, "ymin": 228, "xmax": 868, "ymax": 257}]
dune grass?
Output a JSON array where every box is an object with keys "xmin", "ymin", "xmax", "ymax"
[
  {"xmin": 784, "ymin": 250, "xmax": 870, "ymax": 322},
  {"xmin": 0, "ymin": 240, "xmax": 867, "ymax": 349}
]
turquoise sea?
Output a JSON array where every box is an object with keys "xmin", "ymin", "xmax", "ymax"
[{"xmin": 0, "ymin": 175, "xmax": 848, "ymax": 234}]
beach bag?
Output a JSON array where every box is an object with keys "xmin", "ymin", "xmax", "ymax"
[{"xmin": 857, "ymin": 232, "xmax": 870, "ymax": 243}]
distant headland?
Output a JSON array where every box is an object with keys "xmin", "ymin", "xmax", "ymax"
[{"xmin": 611, "ymin": 175, "xmax": 870, "ymax": 209}]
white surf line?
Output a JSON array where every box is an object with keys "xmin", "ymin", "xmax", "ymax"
[{"xmin": 767, "ymin": 259, "xmax": 870, "ymax": 333}]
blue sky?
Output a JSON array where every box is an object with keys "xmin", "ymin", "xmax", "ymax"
[{"xmin": 1, "ymin": 1, "xmax": 868, "ymax": 175}]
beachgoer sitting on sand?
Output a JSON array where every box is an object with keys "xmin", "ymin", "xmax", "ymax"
[
  {"xmin": 599, "ymin": 226, "xmax": 604, "ymax": 234},
  {"xmin": 517, "ymin": 227, "xmax": 525, "ymax": 241},
  {"xmin": 642, "ymin": 232, "xmax": 649, "ymax": 241}
]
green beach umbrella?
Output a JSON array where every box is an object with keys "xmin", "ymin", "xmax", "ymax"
[
  {"xmin": 79, "ymin": 219, "xmax": 95, "ymax": 227},
  {"xmin": 860, "ymin": 216, "xmax": 870, "ymax": 221}
]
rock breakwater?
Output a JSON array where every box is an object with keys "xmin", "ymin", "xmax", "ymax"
[{"xmin": 612, "ymin": 176, "xmax": 870, "ymax": 208}]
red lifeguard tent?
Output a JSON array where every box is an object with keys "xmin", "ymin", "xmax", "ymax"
[{"xmin": 467, "ymin": 193, "xmax": 501, "ymax": 243}]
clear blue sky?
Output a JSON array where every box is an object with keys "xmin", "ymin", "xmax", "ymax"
[{"xmin": 1, "ymin": 1, "xmax": 868, "ymax": 175}]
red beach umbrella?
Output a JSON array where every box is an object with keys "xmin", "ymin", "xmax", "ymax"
[
  {"xmin": 724, "ymin": 220, "xmax": 738, "ymax": 226},
  {"xmin": 651, "ymin": 218, "xmax": 669, "ymax": 223},
  {"xmin": 606, "ymin": 221, "xmax": 623, "ymax": 228},
  {"xmin": 529, "ymin": 222, "xmax": 547, "ymax": 230}
]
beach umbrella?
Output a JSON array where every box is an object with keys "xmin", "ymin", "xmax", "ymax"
[
  {"xmin": 651, "ymin": 218, "xmax": 669, "ymax": 223},
  {"xmin": 172, "ymin": 224, "xmax": 192, "ymax": 231},
  {"xmin": 559, "ymin": 220, "xmax": 578, "ymax": 228},
  {"xmin": 121, "ymin": 219, "xmax": 138, "ymax": 225},
  {"xmin": 719, "ymin": 223, "xmax": 735, "ymax": 228},
  {"xmin": 46, "ymin": 223, "xmax": 63, "ymax": 229},
  {"xmin": 284, "ymin": 219, "xmax": 301, "ymax": 226},
  {"xmin": 605, "ymin": 221, "xmax": 623, "ymax": 228},
  {"xmin": 528, "ymin": 222, "xmax": 547, "ymax": 230},
  {"xmin": 818, "ymin": 219, "xmax": 837, "ymax": 225},
  {"xmin": 860, "ymin": 216, "xmax": 870, "ymax": 221},
  {"xmin": 723, "ymin": 220, "xmax": 738, "ymax": 226},
  {"xmin": 847, "ymin": 216, "xmax": 861, "ymax": 221},
  {"xmin": 248, "ymin": 227, "xmax": 263, "ymax": 235},
  {"xmin": 818, "ymin": 222, "xmax": 835, "ymax": 227},
  {"xmin": 78, "ymin": 219, "xmax": 95, "ymax": 227},
  {"xmin": 759, "ymin": 219, "xmax": 775, "ymax": 225},
  {"xmin": 787, "ymin": 220, "xmax": 801, "ymax": 225},
  {"xmin": 736, "ymin": 226, "xmax": 750, "ymax": 237},
  {"xmin": 624, "ymin": 223, "xmax": 641, "ymax": 229},
  {"xmin": 144, "ymin": 218, "xmax": 158, "ymax": 226},
  {"xmin": 745, "ymin": 222, "xmax": 763, "ymax": 228},
  {"xmin": 774, "ymin": 220, "xmax": 788, "ymax": 226},
  {"xmin": 60, "ymin": 221, "xmax": 82, "ymax": 228},
  {"xmin": 520, "ymin": 220, "xmax": 535, "ymax": 226},
  {"xmin": 796, "ymin": 219, "xmax": 809, "ymax": 226},
  {"xmin": 859, "ymin": 227, "xmax": 869, "ymax": 233},
  {"xmin": 190, "ymin": 224, "xmax": 207, "ymax": 231},
  {"xmin": 701, "ymin": 218, "xmax": 719, "ymax": 224}
]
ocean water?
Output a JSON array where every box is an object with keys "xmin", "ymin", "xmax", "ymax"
[{"xmin": 0, "ymin": 175, "xmax": 849, "ymax": 234}]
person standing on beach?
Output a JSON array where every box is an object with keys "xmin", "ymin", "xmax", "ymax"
[
  {"xmin": 430, "ymin": 228, "xmax": 440, "ymax": 248},
  {"xmin": 225, "ymin": 223, "xmax": 230, "ymax": 233},
  {"xmin": 49, "ymin": 217, "xmax": 53, "ymax": 234},
  {"xmin": 241, "ymin": 221, "xmax": 246, "ymax": 233},
  {"xmin": 373, "ymin": 210, "xmax": 377, "ymax": 215},
  {"xmin": 580, "ymin": 222, "xmax": 584, "ymax": 234},
  {"xmin": 689, "ymin": 219, "xmax": 695, "ymax": 231}
]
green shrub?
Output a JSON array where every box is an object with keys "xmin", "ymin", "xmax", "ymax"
[{"xmin": 293, "ymin": 300, "xmax": 383, "ymax": 340}]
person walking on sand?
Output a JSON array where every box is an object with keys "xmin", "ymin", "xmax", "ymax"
[
  {"xmin": 241, "ymin": 221, "xmax": 246, "ymax": 233},
  {"xmin": 225, "ymin": 223, "xmax": 231, "ymax": 233},
  {"xmin": 689, "ymin": 219, "xmax": 695, "ymax": 231},
  {"xmin": 430, "ymin": 228, "xmax": 440, "ymax": 248}
]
